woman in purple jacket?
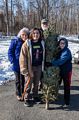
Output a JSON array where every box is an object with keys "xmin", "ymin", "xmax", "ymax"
[
  {"xmin": 52, "ymin": 38, "xmax": 72, "ymax": 106},
  {"xmin": 8, "ymin": 28, "xmax": 29, "ymax": 101}
]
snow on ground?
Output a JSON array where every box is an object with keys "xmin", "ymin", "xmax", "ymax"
[
  {"xmin": 0, "ymin": 37, "xmax": 15, "ymax": 85},
  {"xmin": 60, "ymin": 35, "xmax": 79, "ymax": 42},
  {"xmin": 68, "ymin": 41, "xmax": 79, "ymax": 62},
  {"xmin": 0, "ymin": 35, "xmax": 79, "ymax": 85}
]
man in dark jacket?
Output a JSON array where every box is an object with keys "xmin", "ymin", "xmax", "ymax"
[
  {"xmin": 39, "ymin": 19, "xmax": 49, "ymax": 90},
  {"xmin": 52, "ymin": 38, "xmax": 72, "ymax": 106},
  {"xmin": 8, "ymin": 28, "xmax": 29, "ymax": 101}
]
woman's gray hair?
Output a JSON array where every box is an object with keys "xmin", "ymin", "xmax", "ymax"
[{"xmin": 17, "ymin": 27, "xmax": 29, "ymax": 38}]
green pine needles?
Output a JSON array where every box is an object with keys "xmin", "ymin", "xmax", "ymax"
[{"xmin": 42, "ymin": 29, "xmax": 60, "ymax": 110}]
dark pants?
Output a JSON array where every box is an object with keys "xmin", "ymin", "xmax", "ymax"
[
  {"xmin": 14, "ymin": 72, "xmax": 25, "ymax": 97},
  {"xmin": 59, "ymin": 71, "xmax": 72, "ymax": 105}
]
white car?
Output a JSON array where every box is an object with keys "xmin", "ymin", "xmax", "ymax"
[{"xmin": 74, "ymin": 51, "xmax": 79, "ymax": 64}]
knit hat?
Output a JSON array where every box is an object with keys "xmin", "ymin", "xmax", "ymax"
[{"xmin": 41, "ymin": 19, "xmax": 48, "ymax": 24}]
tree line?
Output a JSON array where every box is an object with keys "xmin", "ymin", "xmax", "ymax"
[{"xmin": 0, "ymin": 0, "xmax": 79, "ymax": 35}]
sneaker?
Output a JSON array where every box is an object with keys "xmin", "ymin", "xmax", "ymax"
[
  {"xmin": 20, "ymin": 96, "xmax": 24, "ymax": 101},
  {"xmin": 61, "ymin": 104, "xmax": 70, "ymax": 108},
  {"xmin": 39, "ymin": 100, "xmax": 45, "ymax": 104},
  {"xmin": 65, "ymin": 104, "xmax": 70, "ymax": 107},
  {"xmin": 16, "ymin": 96, "xmax": 21, "ymax": 101},
  {"xmin": 24, "ymin": 100, "xmax": 31, "ymax": 107},
  {"xmin": 32, "ymin": 97, "xmax": 40, "ymax": 103}
]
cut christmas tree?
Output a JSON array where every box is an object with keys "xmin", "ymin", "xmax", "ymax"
[{"xmin": 42, "ymin": 29, "xmax": 60, "ymax": 110}]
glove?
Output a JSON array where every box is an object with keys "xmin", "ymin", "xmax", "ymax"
[{"xmin": 46, "ymin": 62, "xmax": 52, "ymax": 67}]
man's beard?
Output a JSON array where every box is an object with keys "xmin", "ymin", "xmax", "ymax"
[{"xmin": 41, "ymin": 25, "xmax": 48, "ymax": 31}]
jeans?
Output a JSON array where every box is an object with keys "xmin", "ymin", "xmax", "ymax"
[{"xmin": 32, "ymin": 65, "xmax": 42, "ymax": 98}]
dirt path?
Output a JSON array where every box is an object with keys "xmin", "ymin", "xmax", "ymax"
[{"xmin": 0, "ymin": 64, "xmax": 79, "ymax": 120}]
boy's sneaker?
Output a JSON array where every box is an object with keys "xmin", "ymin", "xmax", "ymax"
[
  {"xmin": 61, "ymin": 104, "xmax": 70, "ymax": 108},
  {"xmin": 32, "ymin": 97, "xmax": 40, "ymax": 104},
  {"xmin": 65, "ymin": 104, "xmax": 70, "ymax": 107},
  {"xmin": 39, "ymin": 99, "xmax": 45, "ymax": 104},
  {"xmin": 24, "ymin": 100, "xmax": 31, "ymax": 107}
]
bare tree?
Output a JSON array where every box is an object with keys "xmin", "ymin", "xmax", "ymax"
[
  {"xmin": 0, "ymin": 0, "xmax": 79, "ymax": 35},
  {"xmin": 4, "ymin": 0, "xmax": 9, "ymax": 35}
]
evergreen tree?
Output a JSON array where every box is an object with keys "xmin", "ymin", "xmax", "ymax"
[{"xmin": 42, "ymin": 28, "xmax": 60, "ymax": 110}]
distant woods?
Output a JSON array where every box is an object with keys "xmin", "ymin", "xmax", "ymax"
[{"xmin": 0, "ymin": 0, "xmax": 79, "ymax": 35}]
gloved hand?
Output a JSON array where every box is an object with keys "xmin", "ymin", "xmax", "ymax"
[{"xmin": 45, "ymin": 62, "xmax": 52, "ymax": 67}]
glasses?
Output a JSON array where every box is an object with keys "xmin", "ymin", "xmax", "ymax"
[{"xmin": 60, "ymin": 42, "xmax": 65, "ymax": 45}]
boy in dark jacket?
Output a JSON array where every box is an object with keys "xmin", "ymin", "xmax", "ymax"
[
  {"xmin": 8, "ymin": 28, "xmax": 29, "ymax": 101},
  {"xmin": 52, "ymin": 38, "xmax": 72, "ymax": 106}
]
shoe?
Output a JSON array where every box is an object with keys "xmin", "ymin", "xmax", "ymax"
[
  {"xmin": 32, "ymin": 97, "xmax": 40, "ymax": 103},
  {"xmin": 65, "ymin": 104, "xmax": 70, "ymax": 107},
  {"xmin": 61, "ymin": 104, "xmax": 70, "ymax": 108},
  {"xmin": 16, "ymin": 96, "xmax": 21, "ymax": 101},
  {"xmin": 24, "ymin": 100, "xmax": 31, "ymax": 107},
  {"xmin": 39, "ymin": 100, "xmax": 45, "ymax": 104},
  {"xmin": 20, "ymin": 96, "xmax": 24, "ymax": 101},
  {"xmin": 33, "ymin": 97, "xmax": 41, "ymax": 104}
]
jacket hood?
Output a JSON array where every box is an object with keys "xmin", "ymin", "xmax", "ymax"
[{"xmin": 59, "ymin": 37, "xmax": 68, "ymax": 47}]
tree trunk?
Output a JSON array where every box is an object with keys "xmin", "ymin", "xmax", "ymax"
[{"xmin": 45, "ymin": 99, "xmax": 49, "ymax": 110}]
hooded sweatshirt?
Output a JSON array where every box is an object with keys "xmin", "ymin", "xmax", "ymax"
[{"xmin": 52, "ymin": 38, "xmax": 72, "ymax": 75}]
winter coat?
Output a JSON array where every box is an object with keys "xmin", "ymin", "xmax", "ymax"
[
  {"xmin": 8, "ymin": 36, "xmax": 24, "ymax": 72},
  {"xmin": 52, "ymin": 38, "xmax": 72, "ymax": 75},
  {"xmin": 19, "ymin": 39, "xmax": 45, "ymax": 76}
]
